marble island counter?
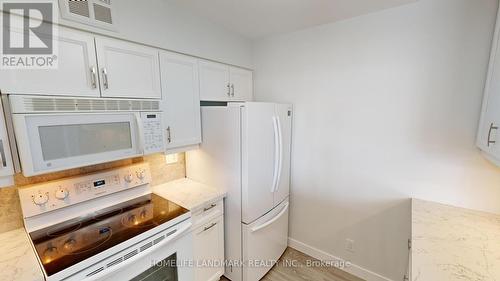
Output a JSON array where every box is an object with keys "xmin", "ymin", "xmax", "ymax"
[{"xmin": 411, "ymin": 199, "xmax": 500, "ymax": 281}]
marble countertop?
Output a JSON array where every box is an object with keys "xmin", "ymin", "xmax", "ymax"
[
  {"xmin": 0, "ymin": 228, "xmax": 44, "ymax": 281},
  {"xmin": 411, "ymin": 199, "xmax": 500, "ymax": 281},
  {"xmin": 153, "ymin": 178, "xmax": 226, "ymax": 211}
]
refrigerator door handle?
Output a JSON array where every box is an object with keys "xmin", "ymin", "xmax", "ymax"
[
  {"xmin": 250, "ymin": 202, "xmax": 289, "ymax": 233},
  {"xmin": 271, "ymin": 116, "xmax": 280, "ymax": 192},
  {"xmin": 275, "ymin": 115, "xmax": 283, "ymax": 192}
]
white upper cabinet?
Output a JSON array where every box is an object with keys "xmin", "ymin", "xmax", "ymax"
[
  {"xmin": 230, "ymin": 66, "xmax": 253, "ymax": 101},
  {"xmin": 0, "ymin": 99, "xmax": 14, "ymax": 187},
  {"xmin": 199, "ymin": 60, "xmax": 253, "ymax": 101},
  {"xmin": 0, "ymin": 26, "xmax": 100, "ymax": 97},
  {"xmin": 160, "ymin": 52, "xmax": 201, "ymax": 151},
  {"xmin": 95, "ymin": 37, "xmax": 161, "ymax": 99},
  {"xmin": 477, "ymin": 7, "xmax": 500, "ymax": 164},
  {"xmin": 199, "ymin": 60, "xmax": 231, "ymax": 101}
]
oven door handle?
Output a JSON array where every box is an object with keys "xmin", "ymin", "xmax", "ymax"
[{"xmin": 84, "ymin": 221, "xmax": 192, "ymax": 281}]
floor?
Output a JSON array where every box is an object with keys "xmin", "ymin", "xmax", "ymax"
[{"xmin": 220, "ymin": 247, "xmax": 364, "ymax": 281}]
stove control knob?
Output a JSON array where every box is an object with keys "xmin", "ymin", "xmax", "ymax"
[
  {"xmin": 33, "ymin": 192, "xmax": 49, "ymax": 206},
  {"xmin": 55, "ymin": 188, "xmax": 69, "ymax": 200},
  {"xmin": 136, "ymin": 169, "xmax": 146, "ymax": 180},
  {"xmin": 124, "ymin": 173, "xmax": 133, "ymax": 183}
]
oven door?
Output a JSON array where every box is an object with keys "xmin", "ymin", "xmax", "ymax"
[
  {"xmin": 13, "ymin": 112, "xmax": 144, "ymax": 176},
  {"xmin": 79, "ymin": 221, "xmax": 194, "ymax": 281}
]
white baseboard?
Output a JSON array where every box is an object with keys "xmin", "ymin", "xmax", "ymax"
[{"xmin": 288, "ymin": 238, "xmax": 393, "ymax": 281}]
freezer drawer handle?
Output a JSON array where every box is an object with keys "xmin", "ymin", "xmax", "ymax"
[
  {"xmin": 203, "ymin": 203, "xmax": 217, "ymax": 212},
  {"xmin": 251, "ymin": 202, "xmax": 289, "ymax": 233}
]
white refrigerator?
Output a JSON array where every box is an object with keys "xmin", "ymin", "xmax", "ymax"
[{"xmin": 186, "ymin": 102, "xmax": 292, "ymax": 281}]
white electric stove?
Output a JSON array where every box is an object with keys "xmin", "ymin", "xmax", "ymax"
[{"xmin": 18, "ymin": 163, "xmax": 194, "ymax": 281}]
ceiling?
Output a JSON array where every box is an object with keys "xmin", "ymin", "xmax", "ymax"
[{"xmin": 167, "ymin": 0, "xmax": 418, "ymax": 39}]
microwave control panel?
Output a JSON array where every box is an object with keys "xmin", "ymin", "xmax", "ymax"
[{"xmin": 141, "ymin": 112, "xmax": 165, "ymax": 154}]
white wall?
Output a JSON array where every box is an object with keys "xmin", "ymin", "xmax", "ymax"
[
  {"xmin": 58, "ymin": 0, "xmax": 253, "ymax": 68},
  {"xmin": 252, "ymin": 0, "xmax": 500, "ymax": 280}
]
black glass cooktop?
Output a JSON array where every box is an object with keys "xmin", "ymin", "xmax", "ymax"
[{"xmin": 29, "ymin": 194, "xmax": 189, "ymax": 277}]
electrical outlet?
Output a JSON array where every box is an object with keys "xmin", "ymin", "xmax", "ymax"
[
  {"xmin": 345, "ymin": 239, "xmax": 355, "ymax": 253},
  {"xmin": 165, "ymin": 153, "xmax": 179, "ymax": 164}
]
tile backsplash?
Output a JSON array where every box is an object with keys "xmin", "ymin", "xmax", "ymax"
[{"xmin": 0, "ymin": 153, "xmax": 186, "ymax": 234}]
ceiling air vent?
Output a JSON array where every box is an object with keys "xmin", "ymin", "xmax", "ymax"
[
  {"xmin": 93, "ymin": 3, "xmax": 112, "ymax": 24},
  {"xmin": 68, "ymin": 0, "xmax": 90, "ymax": 18},
  {"xmin": 59, "ymin": 0, "xmax": 118, "ymax": 31}
]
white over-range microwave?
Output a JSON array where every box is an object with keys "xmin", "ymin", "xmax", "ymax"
[{"xmin": 5, "ymin": 95, "xmax": 165, "ymax": 176}]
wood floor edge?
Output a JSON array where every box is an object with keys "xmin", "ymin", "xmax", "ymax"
[{"xmin": 288, "ymin": 238, "xmax": 394, "ymax": 281}]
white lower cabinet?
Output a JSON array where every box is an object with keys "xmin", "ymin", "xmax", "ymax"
[{"xmin": 193, "ymin": 201, "xmax": 225, "ymax": 281}]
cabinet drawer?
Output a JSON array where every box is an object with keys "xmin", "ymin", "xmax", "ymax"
[
  {"xmin": 193, "ymin": 216, "xmax": 224, "ymax": 281},
  {"xmin": 192, "ymin": 199, "xmax": 223, "ymax": 228}
]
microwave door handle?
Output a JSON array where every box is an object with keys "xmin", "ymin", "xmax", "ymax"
[
  {"xmin": 83, "ymin": 222, "xmax": 192, "ymax": 281},
  {"xmin": 134, "ymin": 113, "xmax": 145, "ymax": 154}
]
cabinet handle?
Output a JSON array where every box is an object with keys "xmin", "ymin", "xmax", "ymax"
[
  {"xmin": 203, "ymin": 222, "xmax": 217, "ymax": 232},
  {"xmin": 227, "ymin": 83, "xmax": 231, "ymax": 97},
  {"xmin": 231, "ymin": 84, "xmax": 235, "ymax": 97},
  {"xmin": 102, "ymin": 68, "xmax": 109, "ymax": 89},
  {"xmin": 166, "ymin": 126, "xmax": 172, "ymax": 144},
  {"xmin": 90, "ymin": 66, "xmax": 97, "ymax": 89},
  {"xmin": 488, "ymin": 123, "xmax": 498, "ymax": 147},
  {"xmin": 203, "ymin": 203, "xmax": 217, "ymax": 212},
  {"xmin": 0, "ymin": 139, "xmax": 7, "ymax": 168}
]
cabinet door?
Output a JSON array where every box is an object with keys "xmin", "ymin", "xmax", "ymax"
[
  {"xmin": 477, "ymin": 19, "xmax": 500, "ymax": 161},
  {"xmin": 160, "ymin": 52, "xmax": 201, "ymax": 151},
  {"xmin": 194, "ymin": 216, "xmax": 224, "ymax": 281},
  {"xmin": 0, "ymin": 99, "xmax": 14, "ymax": 186},
  {"xmin": 0, "ymin": 26, "xmax": 99, "ymax": 97},
  {"xmin": 229, "ymin": 67, "xmax": 253, "ymax": 101},
  {"xmin": 95, "ymin": 37, "xmax": 161, "ymax": 99},
  {"xmin": 241, "ymin": 103, "xmax": 277, "ymax": 224},
  {"xmin": 199, "ymin": 60, "xmax": 230, "ymax": 101}
]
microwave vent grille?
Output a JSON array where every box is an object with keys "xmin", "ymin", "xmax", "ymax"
[
  {"xmin": 91, "ymin": 99, "xmax": 106, "ymax": 111},
  {"xmin": 105, "ymin": 99, "xmax": 119, "ymax": 110},
  {"xmin": 17, "ymin": 97, "xmax": 160, "ymax": 112},
  {"xmin": 118, "ymin": 100, "xmax": 130, "ymax": 110},
  {"xmin": 76, "ymin": 99, "xmax": 92, "ymax": 111},
  {"xmin": 56, "ymin": 99, "xmax": 78, "ymax": 111}
]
